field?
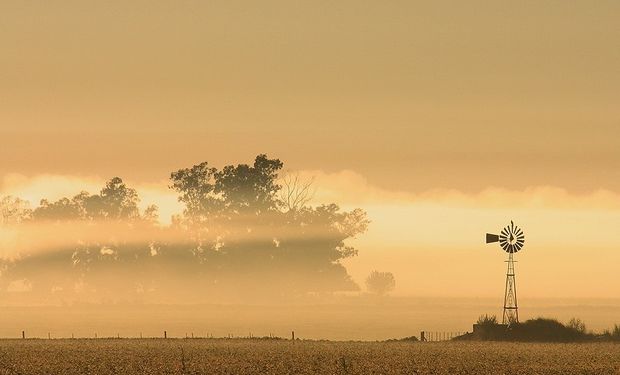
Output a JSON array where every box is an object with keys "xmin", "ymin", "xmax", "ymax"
[{"xmin": 0, "ymin": 339, "xmax": 619, "ymax": 374}]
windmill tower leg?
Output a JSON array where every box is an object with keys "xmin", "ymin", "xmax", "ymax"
[{"xmin": 502, "ymin": 252, "xmax": 518, "ymax": 324}]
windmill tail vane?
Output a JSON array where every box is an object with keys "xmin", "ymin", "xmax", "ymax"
[{"xmin": 486, "ymin": 233, "xmax": 500, "ymax": 243}]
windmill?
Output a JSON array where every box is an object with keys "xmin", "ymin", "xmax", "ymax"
[{"xmin": 486, "ymin": 221, "xmax": 525, "ymax": 325}]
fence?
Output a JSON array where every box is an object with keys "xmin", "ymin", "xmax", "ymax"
[
  {"xmin": 16, "ymin": 330, "xmax": 464, "ymax": 341},
  {"xmin": 16, "ymin": 330, "xmax": 287, "ymax": 340},
  {"xmin": 419, "ymin": 331, "xmax": 466, "ymax": 342}
]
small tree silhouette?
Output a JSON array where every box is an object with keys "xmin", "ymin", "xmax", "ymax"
[
  {"xmin": 611, "ymin": 324, "xmax": 620, "ymax": 340},
  {"xmin": 476, "ymin": 314, "xmax": 498, "ymax": 326},
  {"xmin": 0, "ymin": 195, "xmax": 31, "ymax": 224},
  {"xmin": 567, "ymin": 317, "xmax": 586, "ymax": 334},
  {"xmin": 365, "ymin": 271, "xmax": 395, "ymax": 296}
]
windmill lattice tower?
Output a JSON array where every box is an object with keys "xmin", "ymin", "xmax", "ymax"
[{"xmin": 486, "ymin": 221, "xmax": 525, "ymax": 325}]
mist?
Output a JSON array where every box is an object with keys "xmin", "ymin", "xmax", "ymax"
[{"xmin": 4, "ymin": 155, "xmax": 620, "ymax": 339}]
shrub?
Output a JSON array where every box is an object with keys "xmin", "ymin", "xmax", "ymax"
[
  {"xmin": 611, "ymin": 324, "xmax": 620, "ymax": 341},
  {"xmin": 567, "ymin": 318, "xmax": 586, "ymax": 334},
  {"xmin": 365, "ymin": 271, "xmax": 396, "ymax": 296},
  {"xmin": 476, "ymin": 314, "xmax": 498, "ymax": 326}
]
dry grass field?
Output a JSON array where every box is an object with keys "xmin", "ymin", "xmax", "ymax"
[{"xmin": 0, "ymin": 339, "xmax": 619, "ymax": 374}]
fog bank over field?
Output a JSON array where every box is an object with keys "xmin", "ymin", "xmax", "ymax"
[
  {"xmin": 2, "ymin": 155, "xmax": 620, "ymax": 301},
  {"xmin": 1, "ymin": 297, "xmax": 619, "ymax": 341}
]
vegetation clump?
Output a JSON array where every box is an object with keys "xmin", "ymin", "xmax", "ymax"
[
  {"xmin": 510, "ymin": 318, "xmax": 592, "ymax": 342},
  {"xmin": 365, "ymin": 271, "xmax": 396, "ymax": 296},
  {"xmin": 476, "ymin": 314, "xmax": 498, "ymax": 326},
  {"xmin": 465, "ymin": 315, "xmax": 610, "ymax": 342},
  {"xmin": 601, "ymin": 324, "xmax": 620, "ymax": 341},
  {"xmin": 385, "ymin": 336, "xmax": 419, "ymax": 342}
]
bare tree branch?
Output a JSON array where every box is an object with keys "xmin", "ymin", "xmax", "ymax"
[{"xmin": 278, "ymin": 172, "xmax": 316, "ymax": 212}]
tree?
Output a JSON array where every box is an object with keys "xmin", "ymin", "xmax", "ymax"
[
  {"xmin": 97, "ymin": 177, "xmax": 141, "ymax": 220},
  {"xmin": 366, "ymin": 271, "xmax": 396, "ymax": 296},
  {"xmin": 612, "ymin": 324, "xmax": 620, "ymax": 340},
  {"xmin": 142, "ymin": 204, "xmax": 159, "ymax": 224},
  {"xmin": 2, "ymin": 178, "xmax": 160, "ymax": 303},
  {"xmin": 567, "ymin": 317, "xmax": 586, "ymax": 334},
  {"xmin": 0, "ymin": 196, "xmax": 31, "ymax": 225},
  {"xmin": 169, "ymin": 161, "xmax": 219, "ymax": 221},
  {"xmin": 33, "ymin": 196, "xmax": 83, "ymax": 221},
  {"xmin": 214, "ymin": 154, "xmax": 283, "ymax": 215},
  {"xmin": 169, "ymin": 154, "xmax": 369, "ymax": 294},
  {"xmin": 477, "ymin": 314, "xmax": 499, "ymax": 326},
  {"xmin": 32, "ymin": 177, "xmax": 144, "ymax": 222}
]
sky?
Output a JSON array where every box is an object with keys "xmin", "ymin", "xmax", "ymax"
[{"xmin": 1, "ymin": 1, "xmax": 620, "ymax": 299}]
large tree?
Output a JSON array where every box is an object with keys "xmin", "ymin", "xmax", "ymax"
[{"xmin": 170, "ymin": 154, "xmax": 369, "ymax": 294}]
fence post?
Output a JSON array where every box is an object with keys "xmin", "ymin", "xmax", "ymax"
[
  {"xmin": 164, "ymin": 331, "xmax": 167, "ymax": 339},
  {"xmin": 22, "ymin": 331, "xmax": 25, "ymax": 339},
  {"xmin": 291, "ymin": 331, "xmax": 295, "ymax": 342}
]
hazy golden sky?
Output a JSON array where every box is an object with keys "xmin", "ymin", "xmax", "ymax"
[
  {"xmin": 1, "ymin": 1, "xmax": 620, "ymax": 299},
  {"xmin": 1, "ymin": 0, "xmax": 619, "ymax": 192}
]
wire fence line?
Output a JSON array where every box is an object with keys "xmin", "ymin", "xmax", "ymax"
[
  {"xmin": 14, "ymin": 330, "xmax": 288, "ymax": 340},
  {"xmin": 419, "ymin": 331, "xmax": 467, "ymax": 342},
  {"xmin": 12, "ymin": 330, "xmax": 468, "ymax": 341}
]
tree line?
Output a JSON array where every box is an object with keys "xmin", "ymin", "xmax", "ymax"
[{"xmin": 0, "ymin": 155, "xmax": 370, "ymax": 303}]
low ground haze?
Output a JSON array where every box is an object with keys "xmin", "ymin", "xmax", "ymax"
[{"xmin": 2, "ymin": 297, "xmax": 619, "ymax": 341}]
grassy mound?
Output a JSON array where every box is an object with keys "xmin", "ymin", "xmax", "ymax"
[
  {"xmin": 463, "ymin": 316, "xmax": 594, "ymax": 342},
  {"xmin": 510, "ymin": 318, "xmax": 591, "ymax": 342}
]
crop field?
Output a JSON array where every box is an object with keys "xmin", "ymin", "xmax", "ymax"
[{"xmin": 0, "ymin": 339, "xmax": 619, "ymax": 374}]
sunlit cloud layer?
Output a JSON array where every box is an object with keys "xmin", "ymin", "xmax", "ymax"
[{"xmin": 2, "ymin": 171, "xmax": 620, "ymax": 298}]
